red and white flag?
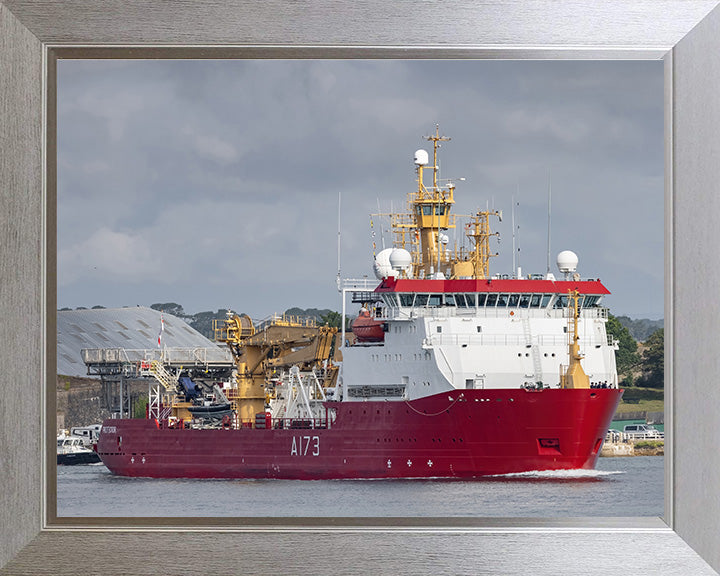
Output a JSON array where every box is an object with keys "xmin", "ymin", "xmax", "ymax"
[{"xmin": 157, "ymin": 312, "xmax": 165, "ymax": 348}]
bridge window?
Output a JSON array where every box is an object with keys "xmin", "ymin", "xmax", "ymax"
[
  {"xmin": 485, "ymin": 294, "xmax": 497, "ymax": 307},
  {"xmin": 530, "ymin": 294, "xmax": 542, "ymax": 307},
  {"xmin": 541, "ymin": 294, "xmax": 552, "ymax": 307},
  {"xmin": 519, "ymin": 294, "xmax": 531, "ymax": 308},
  {"xmin": 399, "ymin": 294, "xmax": 414, "ymax": 307},
  {"xmin": 496, "ymin": 294, "xmax": 508, "ymax": 307},
  {"xmin": 444, "ymin": 294, "xmax": 456, "ymax": 306},
  {"xmin": 413, "ymin": 294, "xmax": 428, "ymax": 307},
  {"xmin": 428, "ymin": 294, "xmax": 442, "ymax": 307},
  {"xmin": 383, "ymin": 295, "xmax": 399, "ymax": 308},
  {"xmin": 420, "ymin": 205, "xmax": 447, "ymax": 216},
  {"xmin": 476, "ymin": 294, "xmax": 486, "ymax": 307},
  {"xmin": 465, "ymin": 294, "xmax": 476, "ymax": 307},
  {"xmin": 508, "ymin": 294, "xmax": 520, "ymax": 307}
]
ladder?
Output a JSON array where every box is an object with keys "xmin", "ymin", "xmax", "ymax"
[
  {"xmin": 149, "ymin": 360, "xmax": 179, "ymax": 392},
  {"xmin": 522, "ymin": 318, "xmax": 544, "ymax": 385}
]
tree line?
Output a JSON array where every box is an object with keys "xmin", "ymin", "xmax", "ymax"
[
  {"xmin": 608, "ymin": 314, "xmax": 663, "ymax": 388},
  {"xmin": 147, "ymin": 303, "xmax": 349, "ymax": 339}
]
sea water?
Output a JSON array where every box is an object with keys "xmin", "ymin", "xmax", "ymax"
[{"xmin": 57, "ymin": 456, "xmax": 663, "ymax": 518}]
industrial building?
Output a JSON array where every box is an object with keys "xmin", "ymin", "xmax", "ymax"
[{"xmin": 56, "ymin": 306, "xmax": 233, "ymax": 428}]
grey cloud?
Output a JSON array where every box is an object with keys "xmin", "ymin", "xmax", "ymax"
[{"xmin": 58, "ymin": 60, "xmax": 663, "ymax": 318}]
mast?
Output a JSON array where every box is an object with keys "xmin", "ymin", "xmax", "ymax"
[
  {"xmin": 560, "ymin": 289, "xmax": 590, "ymax": 389},
  {"xmin": 546, "ymin": 168, "xmax": 552, "ymax": 276},
  {"xmin": 372, "ymin": 126, "xmax": 501, "ymax": 280}
]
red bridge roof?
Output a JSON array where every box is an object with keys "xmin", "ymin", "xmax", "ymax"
[{"xmin": 375, "ymin": 277, "xmax": 610, "ymax": 295}]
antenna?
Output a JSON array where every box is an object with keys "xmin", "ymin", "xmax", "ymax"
[
  {"xmin": 511, "ymin": 192, "xmax": 516, "ymax": 274},
  {"xmin": 546, "ymin": 168, "xmax": 552, "ymax": 275},
  {"xmin": 336, "ymin": 191, "xmax": 341, "ymax": 291},
  {"xmin": 377, "ymin": 198, "xmax": 386, "ymax": 250},
  {"xmin": 513, "ymin": 183, "xmax": 521, "ymax": 278}
]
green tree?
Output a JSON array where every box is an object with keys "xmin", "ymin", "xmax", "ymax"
[
  {"xmin": 638, "ymin": 328, "xmax": 664, "ymax": 388},
  {"xmin": 320, "ymin": 310, "xmax": 347, "ymax": 329},
  {"xmin": 189, "ymin": 309, "xmax": 230, "ymax": 340},
  {"xmin": 606, "ymin": 313, "xmax": 640, "ymax": 386},
  {"xmin": 133, "ymin": 394, "xmax": 148, "ymax": 419},
  {"xmin": 151, "ymin": 302, "xmax": 185, "ymax": 317}
]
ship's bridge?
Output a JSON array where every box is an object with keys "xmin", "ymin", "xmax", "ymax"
[{"xmin": 372, "ymin": 277, "xmax": 610, "ymax": 319}]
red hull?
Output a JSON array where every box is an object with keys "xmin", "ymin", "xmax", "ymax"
[{"xmin": 97, "ymin": 388, "xmax": 622, "ymax": 479}]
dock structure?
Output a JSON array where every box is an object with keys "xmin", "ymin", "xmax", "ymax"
[
  {"xmin": 58, "ymin": 307, "xmax": 234, "ymax": 418},
  {"xmin": 82, "ymin": 346, "xmax": 235, "ymax": 419}
]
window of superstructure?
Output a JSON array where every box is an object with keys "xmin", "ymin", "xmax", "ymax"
[
  {"xmin": 519, "ymin": 294, "xmax": 531, "ymax": 308},
  {"xmin": 485, "ymin": 294, "xmax": 497, "ymax": 307},
  {"xmin": 508, "ymin": 294, "xmax": 520, "ymax": 307},
  {"xmin": 476, "ymin": 293, "xmax": 486, "ymax": 307},
  {"xmin": 554, "ymin": 295, "xmax": 569, "ymax": 309},
  {"xmin": 541, "ymin": 294, "xmax": 552, "ymax": 308},
  {"xmin": 584, "ymin": 295, "xmax": 599, "ymax": 307},
  {"xmin": 530, "ymin": 294, "xmax": 542, "ymax": 307},
  {"xmin": 496, "ymin": 294, "xmax": 508, "ymax": 307},
  {"xmin": 465, "ymin": 294, "xmax": 476, "ymax": 307},
  {"xmin": 399, "ymin": 294, "xmax": 414, "ymax": 307},
  {"xmin": 383, "ymin": 294, "xmax": 399, "ymax": 308},
  {"xmin": 444, "ymin": 294, "xmax": 456, "ymax": 306},
  {"xmin": 420, "ymin": 205, "xmax": 446, "ymax": 216},
  {"xmin": 428, "ymin": 294, "xmax": 442, "ymax": 307},
  {"xmin": 415, "ymin": 294, "xmax": 429, "ymax": 307}
]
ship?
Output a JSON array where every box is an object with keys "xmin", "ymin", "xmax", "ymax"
[{"xmin": 96, "ymin": 127, "xmax": 623, "ymax": 479}]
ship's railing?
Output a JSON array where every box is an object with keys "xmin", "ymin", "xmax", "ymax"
[
  {"xmin": 423, "ymin": 333, "xmax": 613, "ymax": 348},
  {"xmin": 385, "ymin": 306, "xmax": 609, "ymax": 321},
  {"xmin": 254, "ymin": 313, "xmax": 318, "ymax": 332},
  {"xmin": 341, "ymin": 278, "xmax": 380, "ymax": 290},
  {"xmin": 225, "ymin": 417, "xmax": 331, "ymax": 430},
  {"xmin": 82, "ymin": 346, "xmax": 231, "ymax": 366}
]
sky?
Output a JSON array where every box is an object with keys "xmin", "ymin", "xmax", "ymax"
[{"xmin": 57, "ymin": 60, "xmax": 664, "ymax": 320}]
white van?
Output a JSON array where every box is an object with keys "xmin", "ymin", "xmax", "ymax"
[{"xmin": 623, "ymin": 424, "xmax": 664, "ymax": 439}]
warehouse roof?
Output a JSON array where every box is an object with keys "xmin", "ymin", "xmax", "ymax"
[{"xmin": 57, "ymin": 306, "xmax": 230, "ymax": 377}]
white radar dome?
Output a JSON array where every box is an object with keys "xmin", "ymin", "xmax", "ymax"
[
  {"xmin": 414, "ymin": 149, "xmax": 429, "ymax": 166},
  {"xmin": 373, "ymin": 248, "xmax": 395, "ymax": 280},
  {"xmin": 389, "ymin": 248, "xmax": 413, "ymax": 277},
  {"xmin": 556, "ymin": 250, "xmax": 579, "ymax": 274}
]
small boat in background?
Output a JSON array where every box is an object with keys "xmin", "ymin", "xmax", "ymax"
[{"xmin": 57, "ymin": 432, "xmax": 101, "ymax": 465}]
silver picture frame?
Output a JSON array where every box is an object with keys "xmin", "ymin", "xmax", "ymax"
[{"xmin": 2, "ymin": 1, "xmax": 720, "ymax": 574}]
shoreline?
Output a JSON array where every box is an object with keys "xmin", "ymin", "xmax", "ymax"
[{"xmin": 600, "ymin": 441, "xmax": 664, "ymax": 457}]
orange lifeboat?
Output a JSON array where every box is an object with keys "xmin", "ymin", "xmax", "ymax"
[{"xmin": 351, "ymin": 309, "xmax": 385, "ymax": 343}]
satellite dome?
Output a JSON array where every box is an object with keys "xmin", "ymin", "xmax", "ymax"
[
  {"xmin": 373, "ymin": 248, "xmax": 395, "ymax": 280},
  {"xmin": 557, "ymin": 250, "xmax": 579, "ymax": 274},
  {"xmin": 414, "ymin": 149, "xmax": 429, "ymax": 166},
  {"xmin": 389, "ymin": 248, "xmax": 413, "ymax": 277}
]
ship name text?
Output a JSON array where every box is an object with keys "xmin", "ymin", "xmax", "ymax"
[{"xmin": 291, "ymin": 435, "xmax": 320, "ymax": 456}]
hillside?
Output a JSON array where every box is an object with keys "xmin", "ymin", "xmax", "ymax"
[{"xmin": 616, "ymin": 316, "xmax": 663, "ymax": 342}]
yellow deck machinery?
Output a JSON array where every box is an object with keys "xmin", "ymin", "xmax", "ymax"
[{"xmin": 213, "ymin": 313, "xmax": 340, "ymax": 424}]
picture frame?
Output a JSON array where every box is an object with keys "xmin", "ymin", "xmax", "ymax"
[{"xmin": 2, "ymin": 1, "xmax": 720, "ymax": 573}]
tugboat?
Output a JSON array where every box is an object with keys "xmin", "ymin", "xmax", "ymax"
[{"xmin": 96, "ymin": 126, "xmax": 623, "ymax": 479}]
